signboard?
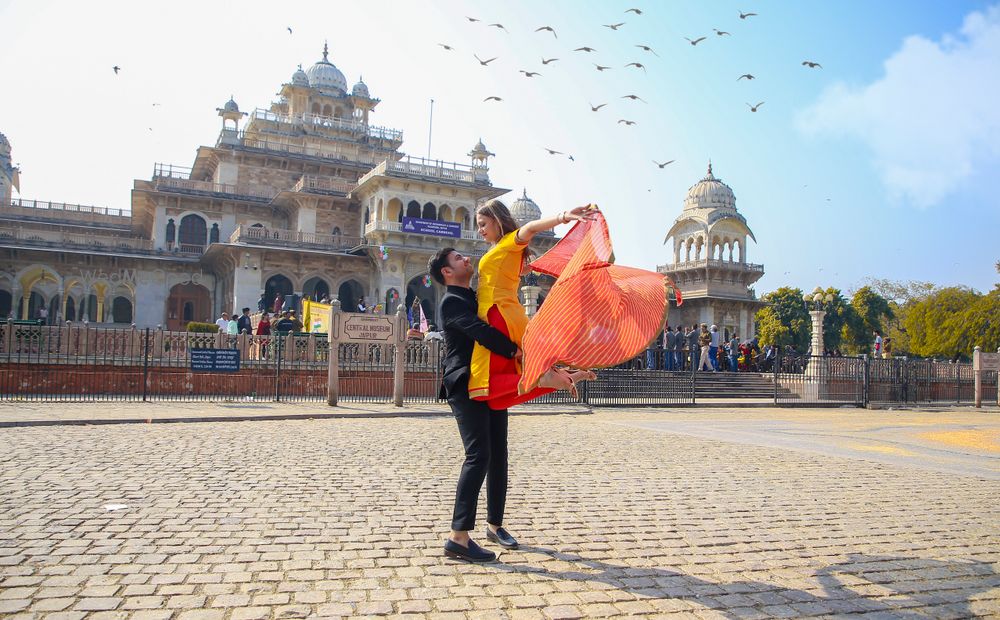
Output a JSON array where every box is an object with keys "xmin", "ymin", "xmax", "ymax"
[
  {"xmin": 302, "ymin": 299, "xmax": 331, "ymax": 333},
  {"xmin": 974, "ymin": 352, "xmax": 1000, "ymax": 371},
  {"xmin": 190, "ymin": 348, "xmax": 241, "ymax": 372},
  {"xmin": 342, "ymin": 315, "xmax": 395, "ymax": 342},
  {"xmin": 402, "ymin": 217, "xmax": 461, "ymax": 238}
]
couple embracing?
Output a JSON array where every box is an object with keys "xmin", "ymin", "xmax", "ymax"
[{"xmin": 429, "ymin": 199, "xmax": 676, "ymax": 562}]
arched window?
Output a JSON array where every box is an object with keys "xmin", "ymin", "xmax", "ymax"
[
  {"xmin": 209, "ymin": 223, "xmax": 220, "ymax": 243},
  {"xmin": 65, "ymin": 296, "xmax": 76, "ymax": 322},
  {"xmin": 406, "ymin": 200, "xmax": 421, "ymax": 218},
  {"xmin": 422, "ymin": 202, "xmax": 436, "ymax": 220},
  {"xmin": 165, "ymin": 218, "xmax": 176, "ymax": 244},
  {"xmin": 178, "ymin": 214, "xmax": 207, "ymax": 249},
  {"xmin": 322, "ymin": 104, "xmax": 333, "ymax": 117},
  {"xmin": 112, "ymin": 297, "xmax": 133, "ymax": 323},
  {"xmin": 0, "ymin": 290, "xmax": 11, "ymax": 318},
  {"xmin": 311, "ymin": 102, "xmax": 321, "ymax": 115}
]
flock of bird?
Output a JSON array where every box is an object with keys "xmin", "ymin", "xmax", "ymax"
[{"xmin": 434, "ymin": 8, "xmax": 823, "ymax": 171}]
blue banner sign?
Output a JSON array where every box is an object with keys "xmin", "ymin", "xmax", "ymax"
[
  {"xmin": 401, "ymin": 217, "xmax": 461, "ymax": 238},
  {"xmin": 190, "ymin": 348, "xmax": 241, "ymax": 372}
]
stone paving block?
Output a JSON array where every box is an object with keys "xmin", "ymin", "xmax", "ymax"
[{"xmin": 72, "ymin": 597, "xmax": 123, "ymax": 611}]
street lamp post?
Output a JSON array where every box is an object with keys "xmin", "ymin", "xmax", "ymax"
[{"xmin": 803, "ymin": 287, "xmax": 834, "ymax": 380}]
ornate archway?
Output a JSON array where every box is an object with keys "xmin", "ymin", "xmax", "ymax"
[{"xmin": 166, "ymin": 282, "xmax": 210, "ymax": 331}]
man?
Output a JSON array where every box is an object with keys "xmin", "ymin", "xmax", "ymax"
[
  {"xmin": 698, "ymin": 324, "xmax": 713, "ymax": 371},
  {"xmin": 358, "ymin": 296, "xmax": 368, "ymax": 313},
  {"xmin": 673, "ymin": 325, "xmax": 685, "ymax": 371},
  {"xmin": 424, "ymin": 323, "xmax": 444, "ymax": 342},
  {"xmin": 215, "ymin": 312, "xmax": 230, "ymax": 333},
  {"xmin": 274, "ymin": 311, "xmax": 295, "ymax": 333},
  {"xmin": 729, "ymin": 334, "xmax": 740, "ymax": 372},
  {"xmin": 686, "ymin": 323, "xmax": 700, "ymax": 371},
  {"xmin": 407, "ymin": 322, "xmax": 424, "ymax": 340},
  {"xmin": 289, "ymin": 310, "xmax": 303, "ymax": 333},
  {"xmin": 428, "ymin": 247, "xmax": 523, "ymax": 563},
  {"xmin": 237, "ymin": 308, "xmax": 253, "ymax": 335},
  {"xmin": 663, "ymin": 327, "xmax": 676, "ymax": 371},
  {"xmin": 709, "ymin": 324, "xmax": 720, "ymax": 371},
  {"xmin": 873, "ymin": 330, "xmax": 882, "ymax": 358}
]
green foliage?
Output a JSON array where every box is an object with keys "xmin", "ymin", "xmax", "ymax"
[
  {"xmin": 818, "ymin": 287, "xmax": 853, "ymax": 352},
  {"xmin": 755, "ymin": 287, "xmax": 810, "ymax": 350},
  {"xmin": 844, "ymin": 286, "xmax": 894, "ymax": 354},
  {"xmin": 186, "ymin": 321, "xmax": 219, "ymax": 333},
  {"xmin": 904, "ymin": 287, "xmax": 981, "ymax": 359}
]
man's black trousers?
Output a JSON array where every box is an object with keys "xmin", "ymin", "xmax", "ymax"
[{"xmin": 449, "ymin": 393, "xmax": 508, "ymax": 532}]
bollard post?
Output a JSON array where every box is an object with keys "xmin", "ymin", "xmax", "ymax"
[
  {"xmin": 392, "ymin": 306, "xmax": 407, "ymax": 407},
  {"xmin": 974, "ymin": 346, "xmax": 982, "ymax": 408},
  {"xmin": 326, "ymin": 300, "xmax": 342, "ymax": 406}
]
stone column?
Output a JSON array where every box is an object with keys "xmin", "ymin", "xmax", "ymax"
[
  {"xmin": 521, "ymin": 285, "xmax": 541, "ymax": 318},
  {"xmin": 806, "ymin": 309, "xmax": 826, "ymax": 379}
]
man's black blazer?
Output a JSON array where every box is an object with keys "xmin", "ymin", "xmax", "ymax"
[{"xmin": 437, "ymin": 285, "xmax": 518, "ymax": 400}]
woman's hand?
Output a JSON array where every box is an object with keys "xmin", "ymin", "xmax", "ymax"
[{"xmin": 561, "ymin": 205, "xmax": 599, "ymax": 223}]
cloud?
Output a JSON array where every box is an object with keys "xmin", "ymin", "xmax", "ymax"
[{"xmin": 796, "ymin": 4, "xmax": 1000, "ymax": 208}]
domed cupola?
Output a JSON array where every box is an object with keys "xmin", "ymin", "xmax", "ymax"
[
  {"xmin": 510, "ymin": 189, "xmax": 552, "ymax": 236},
  {"xmin": 683, "ymin": 161, "xmax": 736, "ymax": 211},
  {"xmin": 291, "ymin": 64, "xmax": 309, "ymax": 87},
  {"xmin": 306, "ymin": 42, "xmax": 348, "ymax": 95},
  {"xmin": 352, "ymin": 76, "xmax": 370, "ymax": 98},
  {"xmin": 0, "ymin": 132, "xmax": 10, "ymax": 155}
]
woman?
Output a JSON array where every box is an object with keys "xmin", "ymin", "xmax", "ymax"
[
  {"xmin": 255, "ymin": 312, "xmax": 272, "ymax": 359},
  {"xmin": 469, "ymin": 200, "xmax": 596, "ymax": 410}
]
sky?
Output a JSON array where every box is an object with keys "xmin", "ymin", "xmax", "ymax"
[{"xmin": 1, "ymin": 0, "xmax": 998, "ymax": 296}]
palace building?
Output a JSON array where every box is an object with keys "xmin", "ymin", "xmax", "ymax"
[
  {"xmin": 659, "ymin": 163, "xmax": 765, "ymax": 340},
  {"xmin": 0, "ymin": 45, "xmax": 558, "ymax": 329}
]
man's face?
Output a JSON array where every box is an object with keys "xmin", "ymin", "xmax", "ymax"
[
  {"xmin": 443, "ymin": 251, "xmax": 473, "ymax": 283},
  {"xmin": 222, "ymin": 313, "xmax": 229, "ymax": 320}
]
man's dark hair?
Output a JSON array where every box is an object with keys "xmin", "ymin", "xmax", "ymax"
[
  {"xmin": 428, "ymin": 247, "xmax": 456, "ymax": 286},
  {"xmin": 242, "ymin": 307, "xmax": 250, "ymax": 313}
]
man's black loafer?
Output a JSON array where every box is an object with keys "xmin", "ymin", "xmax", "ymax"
[
  {"xmin": 485, "ymin": 526, "xmax": 518, "ymax": 549},
  {"xmin": 444, "ymin": 538, "xmax": 496, "ymax": 562}
]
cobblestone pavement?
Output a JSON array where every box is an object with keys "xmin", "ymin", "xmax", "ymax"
[{"xmin": 1, "ymin": 408, "xmax": 998, "ymax": 618}]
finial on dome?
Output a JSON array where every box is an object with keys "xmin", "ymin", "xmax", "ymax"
[
  {"xmin": 298, "ymin": 63, "xmax": 303, "ymax": 70},
  {"xmin": 707, "ymin": 159, "xmax": 713, "ymax": 176},
  {"xmin": 522, "ymin": 188, "xmax": 527, "ymax": 198},
  {"xmin": 322, "ymin": 41, "xmax": 329, "ymax": 62}
]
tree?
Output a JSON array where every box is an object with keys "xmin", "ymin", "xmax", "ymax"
[
  {"xmin": 844, "ymin": 286, "xmax": 894, "ymax": 354},
  {"xmin": 755, "ymin": 287, "xmax": 810, "ymax": 350},
  {"xmin": 904, "ymin": 286, "xmax": 981, "ymax": 359},
  {"xmin": 817, "ymin": 287, "xmax": 853, "ymax": 353}
]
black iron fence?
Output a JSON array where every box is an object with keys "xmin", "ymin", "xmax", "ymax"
[{"xmin": 1, "ymin": 323, "xmax": 996, "ymax": 407}]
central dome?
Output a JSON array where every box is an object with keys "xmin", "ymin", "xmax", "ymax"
[
  {"xmin": 306, "ymin": 43, "xmax": 347, "ymax": 95},
  {"xmin": 684, "ymin": 162, "xmax": 736, "ymax": 210},
  {"xmin": 510, "ymin": 189, "xmax": 553, "ymax": 236}
]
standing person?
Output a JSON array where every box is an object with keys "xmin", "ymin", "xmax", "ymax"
[
  {"xmin": 674, "ymin": 325, "xmax": 685, "ymax": 371},
  {"xmin": 227, "ymin": 314, "xmax": 239, "ymax": 335},
  {"xmin": 882, "ymin": 337, "xmax": 892, "ymax": 359},
  {"xmin": 272, "ymin": 292, "xmax": 284, "ymax": 315},
  {"xmin": 729, "ymin": 334, "xmax": 740, "ymax": 371},
  {"xmin": 274, "ymin": 311, "xmax": 295, "ymax": 333},
  {"xmin": 215, "ymin": 311, "xmax": 230, "ymax": 333},
  {"xmin": 289, "ymin": 310, "xmax": 303, "ymax": 333},
  {"xmin": 429, "ymin": 247, "xmax": 523, "ymax": 563},
  {"xmin": 873, "ymin": 330, "xmax": 883, "ymax": 358},
  {"xmin": 709, "ymin": 325, "xmax": 720, "ymax": 371},
  {"xmin": 237, "ymin": 308, "xmax": 253, "ymax": 335},
  {"xmin": 257, "ymin": 293, "xmax": 267, "ymax": 313},
  {"xmin": 664, "ymin": 327, "xmax": 677, "ymax": 371},
  {"xmin": 687, "ymin": 323, "xmax": 700, "ymax": 371},
  {"xmin": 698, "ymin": 324, "xmax": 713, "ymax": 371},
  {"xmin": 255, "ymin": 312, "xmax": 271, "ymax": 359},
  {"xmin": 358, "ymin": 297, "xmax": 368, "ymax": 313}
]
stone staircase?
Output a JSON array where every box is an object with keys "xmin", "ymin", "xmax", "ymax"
[{"xmin": 691, "ymin": 371, "xmax": 798, "ymax": 400}]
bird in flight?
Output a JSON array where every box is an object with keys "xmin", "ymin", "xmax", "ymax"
[
  {"xmin": 488, "ymin": 23, "xmax": 508, "ymax": 32},
  {"xmin": 543, "ymin": 147, "xmax": 563, "ymax": 155},
  {"xmin": 594, "ymin": 64, "xmax": 611, "ymax": 71},
  {"xmin": 618, "ymin": 119, "xmax": 636, "ymax": 126},
  {"xmin": 474, "ymin": 54, "xmax": 497, "ymax": 66},
  {"xmin": 589, "ymin": 102, "xmax": 607, "ymax": 111},
  {"xmin": 604, "ymin": 22, "xmax": 625, "ymax": 30},
  {"xmin": 483, "ymin": 96, "xmax": 503, "ymax": 102},
  {"xmin": 568, "ymin": 155, "xmax": 576, "ymax": 161},
  {"xmin": 746, "ymin": 101, "xmax": 764, "ymax": 112},
  {"xmin": 541, "ymin": 57, "xmax": 559, "ymax": 65},
  {"xmin": 625, "ymin": 8, "xmax": 642, "ymax": 14},
  {"xmin": 625, "ymin": 62, "xmax": 646, "ymax": 72},
  {"xmin": 802, "ymin": 61, "xmax": 822, "ymax": 68},
  {"xmin": 653, "ymin": 160, "xmax": 675, "ymax": 168},
  {"xmin": 737, "ymin": 74, "xmax": 755, "ymax": 81},
  {"xmin": 287, "ymin": 27, "xmax": 293, "ymax": 34},
  {"xmin": 535, "ymin": 26, "xmax": 557, "ymax": 38},
  {"xmin": 438, "ymin": 43, "xmax": 455, "ymax": 51},
  {"xmin": 635, "ymin": 44, "xmax": 658, "ymax": 56},
  {"xmin": 112, "ymin": 66, "xmax": 121, "ymax": 74},
  {"xmin": 466, "ymin": 16, "xmax": 479, "ymax": 22},
  {"xmin": 739, "ymin": 11, "xmax": 758, "ymax": 19},
  {"xmin": 151, "ymin": 103, "xmax": 161, "ymax": 107},
  {"xmin": 714, "ymin": 29, "xmax": 730, "ymax": 36},
  {"xmin": 519, "ymin": 70, "xmax": 542, "ymax": 78},
  {"xmin": 621, "ymin": 94, "xmax": 646, "ymax": 102},
  {"xmin": 685, "ymin": 37, "xmax": 706, "ymax": 46},
  {"xmin": 574, "ymin": 46, "xmax": 597, "ymax": 52}
]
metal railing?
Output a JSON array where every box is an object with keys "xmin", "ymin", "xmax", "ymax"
[
  {"xmin": 228, "ymin": 224, "xmax": 364, "ymax": 251},
  {"xmin": 248, "ymin": 108, "xmax": 403, "ymax": 142},
  {"xmin": 3, "ymin": 198, "xmax": 131, "ymax": 221}
]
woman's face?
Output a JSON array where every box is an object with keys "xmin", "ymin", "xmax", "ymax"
[{"xmin": 476, "ymin": 212, "xmax": 501, "ymax": 243}]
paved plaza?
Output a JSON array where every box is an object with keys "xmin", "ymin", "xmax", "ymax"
[{"xmin": 0, "ymin": 404, "xmax": 998, "ymax": 618}]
